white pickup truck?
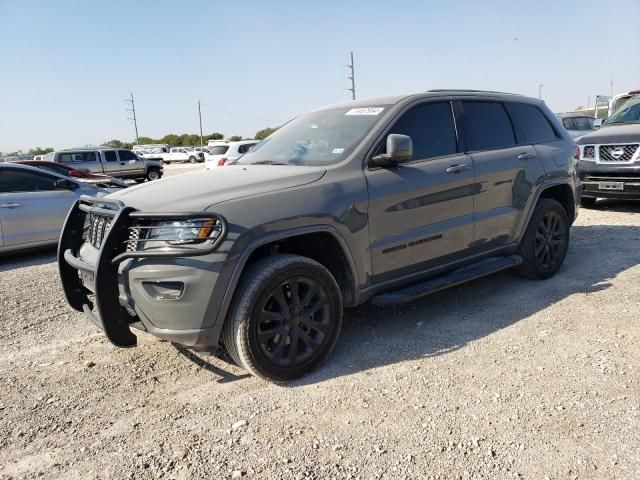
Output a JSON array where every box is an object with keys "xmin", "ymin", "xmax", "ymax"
[
  {"xmin": 50, "ymin": 148, "xmax": 163, "ymax": 182},
  {"xmin": 133, "ymin": 145, "xmax": 204, "ymax": 164}
]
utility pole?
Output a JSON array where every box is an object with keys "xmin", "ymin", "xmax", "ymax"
[
  {"xmin": 125, "ymin": 93, "xmax": 139, "ymax": 145},
  {"xmin": 610, "ymin": 78, "xmax": 614, "ymax": 97},
  {"xmin": 538, "ymin": 84, "xmax": 545, "ymax": 100},
  {"xmin": 347, "ymin": 51, "xmax": 356, "ymax": 100},
  {"xmin": 198, "ymin": 100, "xmax": 204, "ymax": 147}
]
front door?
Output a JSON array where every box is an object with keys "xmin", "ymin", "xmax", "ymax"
[
  {"xmin": 0, "ymin": 168, "xmax": 78, "ymax": 246},
  {"xmin": 365, "ymin": 101, "xmax": 475, "ymax": 282}
]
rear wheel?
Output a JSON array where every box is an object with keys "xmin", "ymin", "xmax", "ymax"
[
  {"xmin": 517, "ymin": 199, "xmax": 570, "ymax": 279},
  {"xmin": 222, "ymin": 254, "xmax": 343, "ymax": 382},
  {"xmin": 580, "ymin": 197, "xmax": 597, "ymax": 208},
  {"xmin": 189, "ymin": 156, "xmax": 197, "ymax": 163}
]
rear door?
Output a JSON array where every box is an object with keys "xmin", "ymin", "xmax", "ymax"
[
  {"xmin": 0, "ymin": 168, "xmax": 79, "ymax": 246},
  {"xmin": 365, "ymin": 101, "xmax": 475, "ymax": 281},
  {"xmin": 460, "ymin": 100, "xmax": 543, "ymax": 248}
]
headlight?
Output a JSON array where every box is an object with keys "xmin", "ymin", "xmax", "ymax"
[{"xmin": 132, "ymin": 218, "xmax": 222, "ymax": 249}]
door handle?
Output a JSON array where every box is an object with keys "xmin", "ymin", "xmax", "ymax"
[
  {"xmin": 446, "ymin": 164, "xmax": 469, "ymax": 174},
  {"xmin": 517, "ymin": 152, "xmax": 536, "ymax": 160},
  {"xmin": 120, "ymin": 162, "xmax": 126, "ymax": 165},
  {"xmin": 0, "ymin": 202, "xmax": 22, "ymax": 209}
]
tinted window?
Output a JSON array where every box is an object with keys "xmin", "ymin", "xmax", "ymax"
[
  {"xmin": 210, "ymin": 146, "xmax": 229, "ymax": 155},
  {"xmin": 238, "ymin": 143, "xmax": 255, "ymax": 154},
  {"xmin": 506, "ymin": 103, "xmax": 557, "ymax": 144},
  {"xmin": 463, "ymin": 102, "xmax": 516, "ymax": 151},
  {"xmin": 377, "ymin": 102, "xmax": 458, "ymax": 160},
  {"xmin": 118, "ymin": 150, "xmax": 137, "ymax": 161},
  {"xmin": 34, "ymin": 163, "xmax": 71, "ymax": 176},
  {"xmin": 574, "ymin": 117, "xmax": 594, "ymax": 130},
  {"xmin": 0, "ymin": 169, "xmax": 58, "ymax": 193},
  {"xmin": 562, "ymin": 118, "xmax": 575, "ymax": 130},
  {"xmin": 104, "ymin": 151, "xmax": 117, "ymax": 162},
  {"xmin": 58, "ymin": 151, "xmax": 97, "ymax": 164}
]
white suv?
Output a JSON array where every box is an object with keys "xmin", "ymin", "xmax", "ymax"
[{"xmin": 204, "ymin": 140, "xmax": 259, "ymax": 169}]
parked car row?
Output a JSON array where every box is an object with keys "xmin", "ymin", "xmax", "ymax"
[{"xmin": 0, "ymin": 163, "xmax": 118, "ymax": 253}]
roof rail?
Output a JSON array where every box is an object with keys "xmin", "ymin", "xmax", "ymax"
[{"xmin": 427, "ymin": 89, "xmax": 523, "ymax": 96}]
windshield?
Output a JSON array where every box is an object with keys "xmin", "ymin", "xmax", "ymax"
[
  {"xmin": 606, "ymin": 100, "xmax": 640, "ymax": 124},
  {"xmin": 237, "ymin": 106, "xmax": 389, "ymax": 166}
]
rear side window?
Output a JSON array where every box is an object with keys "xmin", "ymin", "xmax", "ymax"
[
  {"xmin": 58, "ymin": 151, "xmax": 97, "ymax": 164},
  {"xmin": 506, "ymin": 103, "xmax": 557, "ymax": 144},
  {"xmin": 210, "ymin": 146, "xmax": 230, "ymax": 155},
  {"xmin": 378, "ymin": 102, "xmax": 458, "ymax": 160},
  {"xmin": 118, "ymin": 150, "xmax": 137, "ymax": 161},
  {"xmin": 0, "ymin": 169, "xmax": 58, "ymax": 193},
  {"xmin": 462, "ymin": 102, "xmax": 516, "ymax": 151},
  {"xmin": 104, "ymin": 151, "xmax": 117, "ymax": 162}
]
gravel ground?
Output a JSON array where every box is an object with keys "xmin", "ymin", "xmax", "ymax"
[{"xmin": 1, "ymin": 181, "xmax": 639, "ymax": 479}]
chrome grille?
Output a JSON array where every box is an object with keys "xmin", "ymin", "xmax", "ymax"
[
  {"xmin": 583, "ymin": 145, "xmax": 595, "ymax": 159},
  {"xmin": 88, "ymin": 213, "xmax": 112, "ymax": 249},
  {"xmin": 599, "ymin": 144, "xmax": 639, "ymax": 162}
]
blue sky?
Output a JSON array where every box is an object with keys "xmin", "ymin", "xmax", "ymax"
[{"xmin": 1, "ymin": 0, "xmax": 639, "ymax": 152}]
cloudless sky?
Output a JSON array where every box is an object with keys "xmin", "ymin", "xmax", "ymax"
[{"xmin": 1, "ymin": 0, "xmax": 639, "ymax": 152}]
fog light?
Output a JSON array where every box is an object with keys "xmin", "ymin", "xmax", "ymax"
[{"xmin": 142, "ymin": 281, "xmax": 184, "ymax": 300}]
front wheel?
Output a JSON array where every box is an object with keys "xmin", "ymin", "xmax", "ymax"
[
  {"xmin": 222, "ymin": 254, "xmax": 343, "ymax": 383},
  {"xmin": 146, "ymin": 168, "xmax": 161, "ymax": 181},
  {"xmin": 517, "ymin": 198, "xmax": 570, "ymax": 280}
]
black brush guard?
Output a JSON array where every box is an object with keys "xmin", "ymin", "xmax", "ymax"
[{"xmin": 58, "ymin": 195, "xmax": 227, "ymax": 348}]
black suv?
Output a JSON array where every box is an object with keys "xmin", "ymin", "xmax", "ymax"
[{"xmin": 59, "ymin": 90, "xmax": 578, "ymax": 382}]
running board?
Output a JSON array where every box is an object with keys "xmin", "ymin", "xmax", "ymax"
[{"xmin": 371, "ymin": 255, "xmax": 523, "ymax": 306}]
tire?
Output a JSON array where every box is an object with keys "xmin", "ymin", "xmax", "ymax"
[
  {"xmin": 146, "ymin": 168, "xmax": 161, "ymax": 181},
  {"xmin": 580, "ymin": 197, "xmax": 597, "ymax": 208},
  {"xmin": 222, "ymin": 254, "xmax": 343, "ymax": 383},
  {"xmin": 189, "ymin": 156, "xmax": 197, "ymax": 163},
  {"xmin": 517, "ymin": 198, "xmax": 570, "ymax": 280}
]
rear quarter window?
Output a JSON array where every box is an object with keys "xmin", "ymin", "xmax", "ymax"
[{"xmin": 506, "ymin": 103, "xmax": 558, "ymax": 144}]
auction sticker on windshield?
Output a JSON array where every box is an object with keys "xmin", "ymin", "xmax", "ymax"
[{"xmin": 345, "ymin": 107, "xmax": 384, "ymax": 116}]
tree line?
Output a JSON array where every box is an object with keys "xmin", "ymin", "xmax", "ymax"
[{"xmin": 3, "ymin": 127, "xmax": 279, "ymax": 158}]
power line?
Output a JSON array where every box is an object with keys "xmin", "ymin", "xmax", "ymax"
[
  {"xmin": 199, "ymin": 102, "xmax": 280, "ymax": 124},
  {"xmin": 125, "ymin": 93, "xmax": 139, "ymax": 145},
  {"xmin": 347, "ymin": 51, "xmax": 356, "ymax": 100}
]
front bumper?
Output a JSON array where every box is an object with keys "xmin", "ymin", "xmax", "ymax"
[
  {"xmin": 58, "ymin": 196, "xmax": 227, "ymax": 348},
  {"xmin": 578, "ymin": 162, "xmax": 640, "ymax": 199}
]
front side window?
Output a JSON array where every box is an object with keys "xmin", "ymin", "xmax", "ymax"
[
  {"xmin": 574, "ymin": 117, "xmax": 594, "ymax": 130},
  {"xmin": 506, "ymin": 102, "xmax": 557, "ymax": 144},
  {"xmin": 0, "ymin": 169, "xmax": 58, "ymax": 193},
  {"xmin": 462, "ymin": 102, "xmax": 516, "ymax": 151},
  {"xmin": 562, "ymin": 118, "xmax": 575, "ymax": 130},
  {"xmin": 375, "ymin": 102, "xmax": 458, "ymax": 160},
  {"xmin": 58, "ymin": 151, "xmax": 97, "ymax": 164},
  {"xmin": 118, "ymin": 150, "xmax": 137, "ymax": 161},
  {"xmin": 237, "ymin": 105, "xmax": 390, "ymax": 166}
]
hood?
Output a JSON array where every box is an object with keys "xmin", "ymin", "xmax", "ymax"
[
  {"xmin": 578, "ymin": 123, "xmax": 640, "ymax": 144},
  {"xmin": 106, "ymin": 165, "xmax": 326, "ymax": 211}
]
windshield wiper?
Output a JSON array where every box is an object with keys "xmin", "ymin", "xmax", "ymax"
[{"xmin": 251, "ymin": 160, "xmax": 287, "ymax": 165}]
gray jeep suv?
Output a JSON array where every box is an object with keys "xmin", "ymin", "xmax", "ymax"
[{"xmin": 59, "ymin": 90, "xmax": 578, "ymax": 382}]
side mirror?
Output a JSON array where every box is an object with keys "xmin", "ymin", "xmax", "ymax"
[
  {"xmin": 371, "ymin": 134, "xmax": 413, "ymax": 167},
  {"xmin": 593, "ymin": 119, "xmax": 603, "ymax": 129},
  {"xmin": 54, "ymin": 178, "xmax": 78, "ymax": 190}
]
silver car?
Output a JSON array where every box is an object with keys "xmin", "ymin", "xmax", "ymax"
[{"xmin": 0, "ymin": 163, "xmax": 108, "ymax": 253}]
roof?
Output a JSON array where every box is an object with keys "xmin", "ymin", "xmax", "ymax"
[{"xmin": 318, "ymin": 90, "xmax": 536, "ymax": 111}]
